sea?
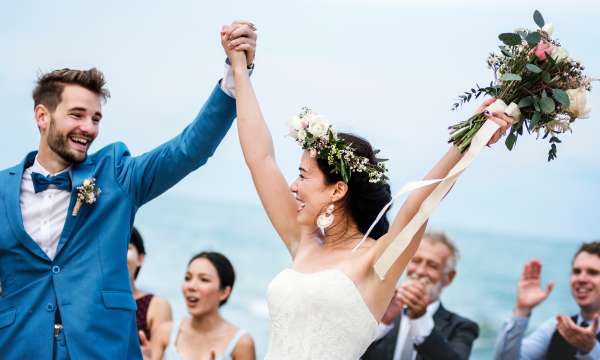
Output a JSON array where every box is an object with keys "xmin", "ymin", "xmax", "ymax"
[{"xmin": 134, "ymin": 193, "xmax": 584, "ymax": 359}]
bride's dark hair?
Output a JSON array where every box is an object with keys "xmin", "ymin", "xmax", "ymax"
[{"xmin": 316, "ymin": 133, "xmax": 392, "ymax": 239}]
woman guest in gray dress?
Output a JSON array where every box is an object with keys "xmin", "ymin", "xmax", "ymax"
[{"xmin": 150, "ymin": 252, "xmax": 255, "ymax": 360}]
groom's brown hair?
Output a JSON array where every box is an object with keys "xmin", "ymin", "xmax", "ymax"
[{"xmin": 32, "ymin": 68, "xmax": 110, "ymax": 112}]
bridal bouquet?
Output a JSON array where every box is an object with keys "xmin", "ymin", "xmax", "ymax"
[{"xmin": 449, "ymin": 10, "xmax": 593, "ymax": 161}]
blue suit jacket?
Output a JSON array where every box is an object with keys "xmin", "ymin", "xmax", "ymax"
[{"xmin": 0, "ymin": 83, "xmax": 235, "ymax": 359}]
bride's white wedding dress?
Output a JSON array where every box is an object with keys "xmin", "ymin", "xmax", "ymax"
[{"xmin": 264, "ymin": 268, "xmax": 379, "ymax": 359}]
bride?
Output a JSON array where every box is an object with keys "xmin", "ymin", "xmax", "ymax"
[{"xmin": 222, "ymin": 23, "xmax": 512, "ymax": 359}]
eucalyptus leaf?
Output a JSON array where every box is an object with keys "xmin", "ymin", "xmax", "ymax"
[
  {"xmin": 526, "ymin": 64, "xmax": 543, "ymax": 74},
  {"xmin": 534, "ymin": 10, "xmax": 545, "ymax": 28},
  {"xmin": 499, "ymin": 73, "xmax": 522, "ymax": 81},
  {"xmin": 540, "ymin": 96, "xmax": 556, "ymax": 114},
  {"xmin": 542, "ymin": 71, "xmax": 552, "ymax": 84},
  {"xmin": 518, "ymin": 96, "xmax": 533, "ymax": 108},
  {"xmin": 530, "ymin": 111, "xmax": 542, "ymax": 128},
  {"xmin": 498, "ymin": 33, "xmax": 522, "ymax": 46},
  {"xmin": 551, "ymin": 89, "xmax": 570, "ymax": 107},
  {"xmin": 526, "ymin": 32, "xmax": 542, "ymax": 47},
  {"xmin": 505, "ymin": 132, "xmax": 518, "ymax": 150}
]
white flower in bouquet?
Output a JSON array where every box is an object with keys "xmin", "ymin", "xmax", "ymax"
[
  {"xmin": 542, "ymin": 22, "xmax": 555, "ymax": 35},
  {"xmin": 307, "ymin": 115, "xmax": 330, "ymax": 138},
  {"xmin": 297, "ymin": 129, "xmax": 307, "ymax": 141},
  {"xmin": 551, "ymin": 47, "xmax": 569, "ymax": 62},
  {"xmin": 566, "ymin": 87, "xmax": 591, "ymax": 119},
  {"xmin": 288, "ymin": 115, "xmax": 305, "ymax": 138}
]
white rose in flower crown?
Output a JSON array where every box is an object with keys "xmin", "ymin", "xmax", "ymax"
[
  {"xmin": 307, "ymin": 115, "xmax": 330, "ymax": 138},
  {"xmin": 551, "ymin": 47, "xmax": 569, "ymax": 62},
  {"xmin": 566, "ymin": 87, "xmax": 591, "ymax": 119},
  {"xmin": 542, "ymin": 23, "xmax": 554, "ymax": 36}
]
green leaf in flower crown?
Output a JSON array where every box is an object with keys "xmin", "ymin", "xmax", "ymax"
[
  {"xmin": 505, "ymin": 132, "xmax": 518, "ymax": 150},
  {"xmin": 340, "ymin": 160, "xmax": 349, "ymax": 183},
  {"xmin": 526, "ymin": 63, "xmax": 543, "ymax": 74},
  {"xmin": 534, "ymin": 10, "xmax": 545, "ymax": 28},
  {"xmin": 530, "ymin": 111, "xmax": 542, "ymax": 128},
  {"xmin": 499, "ymin": 73, "xmax": 522, "ymax": 81},
  {"xmin": 551, "ymin": 88, "xmax": 570, "ymax": 107},
  {"xmin": 540, "ymin": 96, "xmax": 556, "ymax": 114},
  {"xmin": 526, "ymin": 32, "xmax": 542, "ymax": 47},
  {"xmin": 518, "ymin": 96, "xmax": 534, "ymax": 108},
  {"xmin": 499, "ymin": 33, "xmax": 522, "ymax": 46}
]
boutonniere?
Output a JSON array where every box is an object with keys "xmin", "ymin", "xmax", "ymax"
[{"xmin": 72, "ymin": 178, "xmax": 101, "ymax": 217}]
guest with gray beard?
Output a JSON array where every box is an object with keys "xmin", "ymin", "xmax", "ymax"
[{"xmin": 362, "ymin": 232, "xmax": 479, "ymax": 360}]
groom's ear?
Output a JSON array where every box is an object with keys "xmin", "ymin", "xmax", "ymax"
[{"xmin": 35, "ymin": 104, "xmax": 50, "ymax": 133}]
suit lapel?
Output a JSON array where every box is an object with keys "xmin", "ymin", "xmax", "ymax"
[
  {"xmin": 4, "ymin": 151, "xmax": 51, "ymax": 262},
  {"xmin": 432, "ymin": 303, "xmax": 452, "ymax": 335},
  {"xmin": 54, "ymin": 158, "xmax": 96, "ymax": 257}
]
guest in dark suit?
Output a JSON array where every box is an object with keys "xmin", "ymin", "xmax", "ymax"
[
  {"xmin": 362, "ymin": 232, "xmax": 479, "ymax": 360},
  {"xmin": 494, "ymin": 241, "xmax": 600, "ymax": 360}
]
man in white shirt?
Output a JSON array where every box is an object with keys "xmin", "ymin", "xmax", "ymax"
[
  {"xmin": 494, "ymin": 241, "xmax": 600, "ymax": 360},
  {"xmin": 362, "ymin": 232, "xmax": 479, "ymax": 360}
]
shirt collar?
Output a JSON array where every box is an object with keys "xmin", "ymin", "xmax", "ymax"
[
  {"xmin": 427, "ymin": 300, "xmax": 441, "ymax": 316},
  {"xmin": 29, "ymin": 156, "xmax": 72, "ymax": 177}
]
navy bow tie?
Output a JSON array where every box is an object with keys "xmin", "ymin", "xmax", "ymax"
[{"xmin": 31, "ymin": 172, "xmax": 72, "ymax": 193}]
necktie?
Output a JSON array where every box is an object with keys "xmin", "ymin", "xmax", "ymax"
[
  {"xmin": 31, "ymin": 172, "xmax": 72, "ymax": 193},
  {"xmin": 399, "ymin": 311, "xmax": 415, "ymax": 360}
]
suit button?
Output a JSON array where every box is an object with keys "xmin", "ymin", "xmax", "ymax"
[
  {"xmin": 46, "ymin": 303, "xmax": 55, "ymax": 312},
  {"xmin": 52, "ymin": 265, "xmax": 61, "ymax": 274}
]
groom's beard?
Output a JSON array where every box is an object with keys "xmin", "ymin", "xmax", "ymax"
[{"xmin": 47, "ymin": 116, "xmax": 90, "ymax": 165}]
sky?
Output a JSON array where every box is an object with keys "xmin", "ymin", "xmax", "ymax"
[{"xmin": 1, "ymin": 0, "xmax": 599, "ymax": 240}]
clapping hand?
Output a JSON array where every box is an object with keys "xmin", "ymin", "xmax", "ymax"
[
  {"xmin": 139, "ymin": 330, "xmax": 152, "ymax": 360},
  {"xmin": 381, "ymin": 288, "xmax": 405, "ymax": 325},
  {"xmin": 399, "ymin": 280, "xmax": 429, "ymax": 320},
  {"xmin": 556, "ymin": 315, "xmax": 599, "ymax": 355},
  {"xmin": 514, "ymin": 260, "xmax": 554, "ymax": 317}
]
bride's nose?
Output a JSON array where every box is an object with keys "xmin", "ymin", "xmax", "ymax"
[{"xmin": 289, "ymin": 180, "xmax": 298, "ymax": 193}]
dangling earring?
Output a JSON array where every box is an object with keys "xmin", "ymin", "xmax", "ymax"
[{"xmin": 316, "ymin": 204, "xmax": 335, "ymax": 231}]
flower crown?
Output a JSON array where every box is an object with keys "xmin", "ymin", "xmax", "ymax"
[{"xmin": 287, "ymin": 107, "xmax": 388, "ymax": 184}]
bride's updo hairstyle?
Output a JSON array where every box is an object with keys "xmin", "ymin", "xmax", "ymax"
[{"xmin": 316, "ymin": 133, "xmax": 392, "ymax": 239}]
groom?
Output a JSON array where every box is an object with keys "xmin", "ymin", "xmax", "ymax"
[{"xmin": 0, "ymin": 22, "xmax": 256, "ymax": 359}]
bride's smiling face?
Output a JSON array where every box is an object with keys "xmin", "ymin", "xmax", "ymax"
[{"xmin": 290, "ymin": 151, "xmax": 336, "ymax": 227}]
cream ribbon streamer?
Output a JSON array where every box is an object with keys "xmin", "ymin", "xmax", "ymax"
[{"xmin": 351, "ymin": 115, "xmax": 504, "ymax": 280}]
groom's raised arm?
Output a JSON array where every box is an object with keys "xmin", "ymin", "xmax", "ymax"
[{"xmin": 114, "ymin": 81, "xmax": 236, "ymax": 207}]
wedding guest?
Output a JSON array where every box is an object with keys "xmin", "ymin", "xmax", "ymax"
[
  {"xmin": 362, "ymin": 232, "xmax": 479, "ymax": 360},
  {"xmin": 494, "ymin": 241, "xmax": 600, "ymax": 359},
  {"xmin": 129, "ymin": 227, "xmax": 172, "ymax": 340},
  {"xmin": 0, "ymin": 22, "xmax": 257, "ymax": 359},
  {"xmin": 151, "ymin": 251, "xmax": 255, "ymax": 360}
]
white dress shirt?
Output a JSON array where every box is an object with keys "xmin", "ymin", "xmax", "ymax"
[
  {"xmin": 19, "ymin": 63, "xmax": 240, "ymax": 260},
  {"xmin": 20, "ymin": 157, "xmax": 72, "ymax": 260},
  {"xmin": 375, "ymin": 301, "xmax": 439, "ymax": 360},
  {"xmin": 495, "ymin": 313, "xmax": 600, "ymax": 360}
]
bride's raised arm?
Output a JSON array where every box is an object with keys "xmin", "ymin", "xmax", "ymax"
[
  {"xmin": 222, "ymin": 26, "xmax": 300, "ymax": 252},
  {"xmin": 371, "ymin": 101, "xmax": 512, "ymax": 282}
]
